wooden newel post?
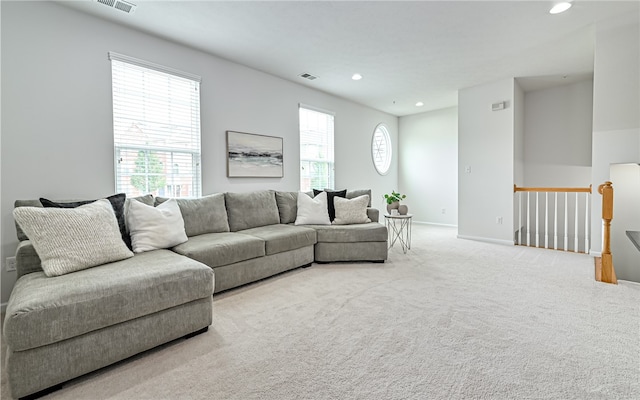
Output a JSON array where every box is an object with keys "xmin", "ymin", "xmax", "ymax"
[{"xmin": 597, "ymin": 181, "xmax": 617, "ymax": 284}]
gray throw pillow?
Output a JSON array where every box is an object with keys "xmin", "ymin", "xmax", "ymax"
[{"xmin": 12, "ymin": 199, "xmax": 134, "ymax": 277}]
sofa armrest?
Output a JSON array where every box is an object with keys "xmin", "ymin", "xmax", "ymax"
[
  {"xmin": 16, "ymin": 240, "xmax": 43, "ymax": 278},
  {"xmin": 367, "ymin": 208, "xmax": 380, "ymax": 223}
]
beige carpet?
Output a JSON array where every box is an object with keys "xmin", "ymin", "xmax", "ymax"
[{"xmin": 2, "ymin": 225, "xmax": 639, "ymax": 399}]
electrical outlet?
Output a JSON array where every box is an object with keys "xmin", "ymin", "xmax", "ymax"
[
  {"xmin": 465, "ymin": 166, "xmax": 471, "ymax": 173},
  {"xmin": 6, "ymin": 256, "xmax": 17, "ymax": 272},
  {"xmin": 496, "ymin": 217, "xmax": 503, "ymax": 225},
  {"xmin": 441, "ymin": 208, "xmax": 446, "ymax": 214}
]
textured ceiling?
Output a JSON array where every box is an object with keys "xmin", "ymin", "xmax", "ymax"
[{"xmin": 59, "ymin": 0, "xmax": 639, "ymax": 116}]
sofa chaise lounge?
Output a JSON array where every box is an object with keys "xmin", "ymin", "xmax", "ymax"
[{"xmin": 4, "ymin": 189, "xmax": 387, "ymax": 399}]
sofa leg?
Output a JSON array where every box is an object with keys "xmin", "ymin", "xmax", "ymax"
[
  {"xmin": 184, "ymin": 326, "xmax": 209, "ymax": 339},
  {"xmin": 19, "ymin": 383, "xmax": 63, "ymax": 400},
  {"xmin": 301, "ymin": 263, "xmax": 313, "ymax": 268}
]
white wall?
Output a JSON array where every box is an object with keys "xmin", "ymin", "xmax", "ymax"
[
  {"xmin": 458, "ymin": 78, "xmax": 515, "ymax": 244},
  {"xmin": 513, "ymin": 80, "xmax": 594, "ymax": 252},
  {"xmin": 590, "ymin": 20, "xmax": 640, "ymax": 259},
  {"xmin": 523, "ymin": 80, "xmax": 593, "ymax": 186},
  {"xmin": 0, "ymin": 2, "xmax": 398, "ymax": 304},
  {"xmin": 398, "ymin": 107, "xmax": 458, "ymax": 226},
  {"xmin": 513, "ymin": 81, "xmax": 525, "ymax": 234},
  {"xmin": 609, "ymin": 163, "xmax": 640, "ymax": 282}
]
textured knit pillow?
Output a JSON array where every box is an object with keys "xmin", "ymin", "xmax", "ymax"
[
  {"xmin": 39, "ymin": 193, "xmax": 130, "ymax": 249},
  {"xmin": 12, "ymin": 199, "xmax": 134, "ymax": 277},
  {"xmin": 313, "ymin": 189, "xmax": 347, "ymax": 221},
  {"xmin": 126, "ymin": 198, "xmax": 188, "ymax": 253},
  {"xmin": 333, "ymin": 195, "xmax": 372, "ymax": 225},
  {"xmin": 295, "ymin": 191, "xmax": 331, "ymax": 225}
]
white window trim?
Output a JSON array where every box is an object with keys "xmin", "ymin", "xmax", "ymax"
[
  {"xmin": 299, "ymin": 104, "xmax": 335, "ymax": 191},
  {"xmin": 111, "ymin": 53, "xmax": 202, "ymax": 198},
  {"xmin": 372, "ymin": 123, "xmax": 392, "ymax": 176},
  {"xmin": 108, "ymin": 52, "xmax": 201, "ymax": 83}
]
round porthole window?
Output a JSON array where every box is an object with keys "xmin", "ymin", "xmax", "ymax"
[{"xmin": 371, "ymin": 123, "xmax": 392, "ymax": 175}]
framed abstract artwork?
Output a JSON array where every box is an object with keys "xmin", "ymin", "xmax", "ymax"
[{"xmin": 226, "ymin": 131, "xmax": 284, "ymax": 178}]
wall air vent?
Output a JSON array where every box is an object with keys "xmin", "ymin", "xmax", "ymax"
[
  {"xmin": 95, "ymin": 0, "xmax": 137, "ymax": 14},
  {"xmin": 299, "ymin": 73, "xmax": 318, "ymax": 81}
]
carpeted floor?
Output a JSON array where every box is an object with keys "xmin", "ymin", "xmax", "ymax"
[{"xmin": 2, "ymin": 225, "xmax": 639, "ymax": 399}]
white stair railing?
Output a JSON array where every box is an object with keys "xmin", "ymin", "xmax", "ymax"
[{"xmin": 514, "ymin": 185, "xmax": 592, "ymax": 253}]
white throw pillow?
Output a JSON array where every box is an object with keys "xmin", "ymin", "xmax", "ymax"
[
  {"xmin": 333, "ymin": 195, "xmax": 372, "ymax": 225},
  {"xmin": 13, "ymin": 199, "xmax": 134, "ymax": 277},
  {"xmin": 126, "ymin": 198, "xmax": 188, "ymax": 253},
  {"xmin": 294, "ymin": 191, "xmax": 331, "ymax": 225}
]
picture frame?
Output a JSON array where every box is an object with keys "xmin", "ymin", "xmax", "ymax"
[{"xmin": 226, "ymin": 131, "xmax": 284, "ymax": 178}]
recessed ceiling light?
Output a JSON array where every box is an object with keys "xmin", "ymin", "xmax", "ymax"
[
  {"xmin": 416, "ymin": 101, "xmax": 424, "ymax": 107},
  {"xmin": 352, "ymin": 73, "xmax": 363, "ymax": 81},
  {"xmin": 549, "ymin": 2, "xmax": 572, "ymax": 14}
]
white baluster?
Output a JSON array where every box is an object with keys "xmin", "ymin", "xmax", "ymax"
[
  {"xmin": 574, "ymin": 192, "xmax": 579, "ymax": 252},
  {"xmin": 585, "ymin": 192, "xmax": 589, "ymax": 253},
  {"xmin": 545, "ymin": 192, "xmax": 549, "ymax": 249},
  {"xmin": 518, "ymin": 192, "xmax": 522, "ymax": 245},
  {"xmin": 535, "ymin": 192, "xmax": 539, "ymax": 248},
  {"xmin": 527, "ymin": 192, "xmax": 530, "ymax": 247},
  {"xmin": 564, "ymin": 192, "xmax": 568, "ymax": 251},
  {"xmin": 554, "ymin": 192, "xmax": 558, "ymax": 250}
]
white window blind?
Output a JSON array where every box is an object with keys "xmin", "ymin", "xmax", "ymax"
[
  {"xmin": 110, "ymin": 53, "xmax": 202, "ymax": 198},
  {"xmin": 299, "ymin": 105, "xmax": 334, "ymax": 192}
]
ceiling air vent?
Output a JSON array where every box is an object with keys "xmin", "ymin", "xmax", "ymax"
[
  {"xmin": 299, "ymin": 73, "xmax": 318, "ymax": 81},
  {"xmin": 95, "ymin": 0, "xmax": 137, "ymax": 14}
]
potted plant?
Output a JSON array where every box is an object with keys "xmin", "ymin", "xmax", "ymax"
[{"xmin": 384, "ymin": 191, "xmax": 407, "ymax": 215}]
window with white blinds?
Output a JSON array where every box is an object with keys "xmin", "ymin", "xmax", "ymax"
[
  {"xmin": 299, "ymin": 105, "xmax": 334, "ymax": 192},
  {"xmin": 110, "ymin": 52, "xmax": 202, "ymax": 198}
]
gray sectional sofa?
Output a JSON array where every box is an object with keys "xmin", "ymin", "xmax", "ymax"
[{"xmin": 4, "ymin": 189, "xmax": 387, "ymax": 399}]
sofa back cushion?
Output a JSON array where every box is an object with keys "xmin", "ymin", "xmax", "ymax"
[
  {"xmin": 155, "ymin": 193, "xmax": 229, "ymax": 236},
  {"xmin": 346, "ymin": 189, "xmax": 372, "ymax": 207},
  {"xmin": 14, "ymin": 200, "xmax": 42, "ymax": 241},
  {"xmin": 275, "ymin": 191, "xmax": 298, "ymax": 224},
  {"xmin": 225, "ymin": 190, "xmax": 280, "ymax": 231}
]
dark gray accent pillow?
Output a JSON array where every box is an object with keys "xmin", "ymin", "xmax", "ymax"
[
  {"xmin": 225, "ymin": 190, "xmax": 280, "ymax": 231},
  {"xmin": 40, "ymin": 193, "xmax": 130, "ymax": 249},
  {"xmin": 313, "ymin": 189, "xmax": 347, "ymax": 221},
  {"xmin": 155, "ymin": 194, "xmax": 230, "ymax": 236}
]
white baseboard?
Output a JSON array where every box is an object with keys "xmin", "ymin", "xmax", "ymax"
[
  {"xmin": 457, "ymin": 235, "xmax": 515, "ymax": 246},
  {"xmin": 413, "ymin": 221, "xmax": 458, "ymax": 228},
  {"xmin": 589, "ymin": 251, "xmax": 602, "ymax": 257}
]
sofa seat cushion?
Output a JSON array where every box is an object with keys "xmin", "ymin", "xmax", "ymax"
[
  {"xmin": 239, "ymin": 224, "xmax": 317, "ymax": 255},
  {"xmin": 312, "ymin": 222, "xmax": 388, "ymax": 243},
  {"xmin": 3, "ymin": 250, "xmax": 213, "ymax": 352},
  {"xmin": 172, "ymin": 232, "xmax": 265, "ymax": 268}
]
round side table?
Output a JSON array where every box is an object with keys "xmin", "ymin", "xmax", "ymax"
[{"xmin": 384, "ymin": 214, "xmax": 412, "ymax": 253}]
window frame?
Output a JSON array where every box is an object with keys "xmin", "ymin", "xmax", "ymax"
[
  {"xmin": 371, "ymin": 123, "xmax": 392, "ymax": 175},
  {"xmin": 109, "ymin": 52, "xmax": 202, "ymax": 198},
  {"xmin": 299, "ymin": 104, "xmax": 335, "ymax": 192}
]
